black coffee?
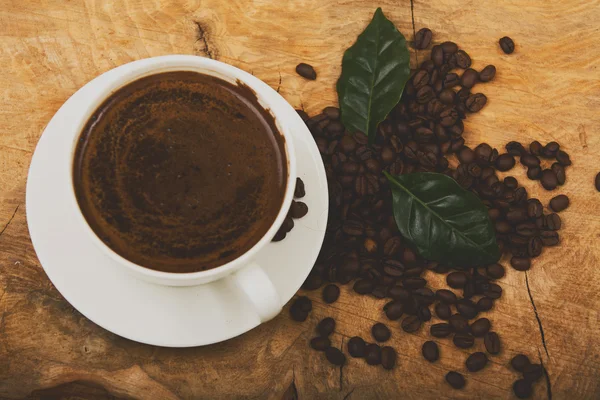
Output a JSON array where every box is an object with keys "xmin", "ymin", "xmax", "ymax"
[{"xmin": 73, "ymin": 71, "xmax": 287, "ymax": 273}]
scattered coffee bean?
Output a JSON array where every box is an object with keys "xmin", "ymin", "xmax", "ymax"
[
  {"xmin": 446, "ymin": 371, "xmax": 466, "ymax": 389},
  {"xmin": 506, "ymin": 141, "xmax": 526, "ymax": 156},
  {"xmin": 365, "ymin": 343, "xmax": 382, "ymax": 365},
  {"xmin": 322, "ymin": 106, "xmax": 340, "ymax": 120},
  {"xmin": 486, "ymin": 263, "xmax": 505, "ymax": 279},
  {"xmin": 484, "ymin": 332, "xmax": 501, "ymax": 355},
  {"xmin": 549, "ymin": 194, "xmax": 569, "ymax": 212},
  {"xmin": 372, "ymin": 323, "xmax": 391, "ymax": 342},
  {"xmin": 595, "ymin": 172, "xmax": 600, "ymax": 191},
  {"xmin": 449, "ymin": 313, "xmax": 469, "ymax": 333},
  {"xmin": 523, "ymin": 364, "xmax": 543, "ymax": 382},
  {"xmin": 521, "ymin": 154, "xmax": 540, "ymax": 168},
  {"xmin": 456, "ymin": 299, "xmax": 478, "ymax": 319},
  {"xmin": 401, "ymin": 315, "xmax": 422, "ymax": 333},
  {"xmin": 466, "ymin": 93, "xmax": 487, "ymax": 112},
  {"xmin": 470, "ymin": 318, "xmax": 491, "ymax": 337},
  {"xmin": 436, "ymin": 289, "xmax": 457, "ymax": 304},
  {"xmin": 310, "ymin": 336, "xmax": 331, "ymax": 351},
  {"xmin": 556, "ymin": 150, "xmax": 571, "ymax": 166},
  {"xmin": 422, "ymin": 340, "xmax": 439, "ymax": 362},
  {"xmin": 431, "ymin": 45, "xmax": 444, "ymax": 66},
  {"xmin": 510, "ymin": 257, "xmax": 531, "ymax": 271},
  {"xmin": 513, "ymin": 379, "xmax": 532, "ymax": 399},
  {"xmin": 454, "ymin": 50, "xmax": 471, "ymax": 68},
  {"xmin": 529, "ymin": 141, "xmax": 542, "ymax": 156},
  {"xmin": 495, "ymin": 153, "xmax": 515, "ymax": 171},
  {"xmin": 453, "ymin": 333, "xmax": 475, "ymax": 349},
  {"xmin": 527, "ymin": 166, "xmax": 541, "ymax": 180},
  {"xmin": 381, "ymin": 346, "xmax": 397, "ymax": 370},
  {"xmin": 290, "ymin": 200, "xmax": 309, "ymax": 218},
  {"xmin": 477, "ymin": 297, "xmax": 494, "ymax": 312},
  {"xmin": 325, "ymin": 347, "xmax": 346, "ymax": 366},
  {"xmin": 290, "ymin": 296, "xmax": 312, "ymax": 321},
  {"xmin": 540, "ymin": 230, "xmax": 560, "ymax": 246},
  {"xmin": 317, "ymin": 317, "xmax": 336, "ymax": 336},
  {"xmin": 414, "ymin": 28, "xmax": 433, "ymax": 49},
  {"xmin": 551, "ymin": 163, "xmax": 566, "ymax": 185},
  {"xmin": 294, "ymin": 177, "xmax": 306, "ymax": 198},
  {"xmin": 353, "ymin": 279, "xmax": 375, "ymax": 295},
  {"xmin": 322, "ymin": 284, "xmax": 340, "ymax": 304},
  {"xmin": 461, "ymin": 68, "xmax": 479, "ymax": 89},
  {"xmin": 479, "ymin": 65, "xmax": 496, "ymax": 82},
  {"xmin": 499, "ymin": 36, "xmax": 515, "ymax": 54},
  {"xmin": 511, "ymin": 354, "xmax": 531, "ymax": 372},
  {"xmin": 296, "ymin": 63, "xmax": 317, "ymax": 80},
  {"xmin": 348, "ymin": 336, "xmax": 366, "ymax": 358},
  {"xmin": 543, "ymin": 142, "xmax": 559, "ymax": 157},
  {"xmin": 540, "ymin": 169, "xmax": 558, "ymax": 190},
  {"xmin": 384, "ymin": 300, "xmax": 404, "ymax": 320},
  {"xmin": 435, "ymin": 303, "xmax": 452, "ymax": 320},
  {"xmin": 466, "ymin": 352, "xmax": 488, "ymax": 372},
  {"xmin": 431, "ymin": 323, "xmax": 453, "ymax": 338},
  {"xmin": 527, "ymin": 199, "xmax": 543, "ymax": 218}
]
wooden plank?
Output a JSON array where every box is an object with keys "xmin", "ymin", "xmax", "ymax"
[{"xmin": 1, "ymin": 0, "xmax": 599, "ymax": 398}]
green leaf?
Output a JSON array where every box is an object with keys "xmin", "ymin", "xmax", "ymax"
[
  {"xmin": 384, "ymin": 171, "xmax": 501, "ymax": 267},
  {"xmin": 336, "ymin": 7, "xmax": 411, "ymax": 145}
]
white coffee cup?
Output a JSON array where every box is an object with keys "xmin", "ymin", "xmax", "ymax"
[{"xmin": 67, "ymin": 55, "xmax": 298, "ymax": 322}]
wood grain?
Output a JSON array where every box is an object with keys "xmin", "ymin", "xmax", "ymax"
[{"xmin": 1, "ymin": 0, "xmax": 600, "ymax": 399}]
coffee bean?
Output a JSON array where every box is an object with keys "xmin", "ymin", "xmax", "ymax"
[
  {"xmin": 354, "ymin": 279, "xmax": 375, "ymax": 295},
  {"xmin": 439, "ymin": 108, "xmax": 458, "ymax": 127},
  {"xmin": 551, "ymin": 163, "xmax": 566, "ymax": 185},
  {"xmin": 430, "ymin": 323, "xmax": 453, "ymax": 338},
  {"xmin": 499, "ymin": 36, "xmax": 515, "ymax": 54},
  {"xmin": 449, "ymin": 314, "xmax": 469, "ymax": 333},
  {"xmin": 454, "ymin": 50, "xmax": 471, "ymax": 68},
  {"xmin": 272, "ymin": 229, "xmax": 286, "ymax": 242},
  {"xmin": 466, "ymin": 93, "xmax": 487, "ymax": 112},
  {"xmin": 596, "ymin": 172, "xmax": 600, "ymax": 191},
  {"xmin": 417, "ymin": 306, "xmax": 432, "ymax": 322},
  {"xmin": 435, "ymin": 303, "xmax": 452, "ymax": 320},
  {"xmin": 511, "ymin": 354, "xmax": 531, "ymax": 372},
  {"xmin": 365, "ymin": 343, "xmax": 382, "ymax": 365},
  {"xmin": 549, "ymin": 194, "xmax": 569, "ymax": 212},
  {"xmin": 401, "ymin": 315, "xmax": 422, "ymax": 333},
  {"xmin": 513, "ymin": 379, "xmax": 532, "ymax": 399},
  {"xmin": 479, "ymin": 65, "xmax": 496, "ymax": 82},
  {"xmin": 458, "ymin": 147, "xmax": 475, "ymax": 164},
  {"xmin": 389, "ymin": 286, "xmax": 411, "ymax": 302},
  {"xmin": 384, "ymin": 300, "xmax": 404, "ymax": 320},
  {"xmin": 317, "ymin": 317, "xmax": 336, "ymax": 336},
  {"xmin": 325, "ymin": 347, "xmax": 346, "ymax": 366},
  {"xmin": 413, "ymin": 70, "xmax": 430, "ymax": 90},
  {"xmin": 506, "ymin": 141, "xmax": 526, "ymax": 156},
  {"xmin": 484, "ymin": 332, "xmax": 501, "ymax": 354},
  {"xmin": 470, "ymin": 318, "xmax": 491, "ymax": 337},
  {"xmin": 322, "ymin": 284, "xmax": 340, "ymax": 304},
  {"xmin": 293, "ymin": 178, "xmax": 306, "ymax": 199},
  {"xmin": 290, "ymin": 296, "xmax": 312, "ymax": 321},
  {"xmin": 540, "ymin": 230, "xmax": 560, "ymax": 246},
  {"xmin": 322, "ymin": 106, "xmax": 340, "ymax": 120},
  {"xmin": 436, "ymin": 289, "xmax": 457, "ymax": 304},
  {"xmin": 461, "ymin": 68, "xmax": 478, "ymax": 89},
  {"xmin": 528, "ymin": 237, "xmax": 542, "ymax": 257},
  {"xmin": 525, "ymin": 167, "xmax": 541, "ymax": 181},
  {"xmin": 506, "ymin": 208, "xmax": 528, "ymax": 223},
  {"xmin": 439, "ymin": 89, "xmax": 456, "ymax": 105},
  {"xmin": 403, "ymin": 277, "xmax": 427, "ymax": 290},
  {"xmin": 477, "ymin": 297, "xmax": 494, "ymax": 312},
  {"xmin": 445, "ymin": 371, "xmax": 465, "ymax": 389},
  {"xmin": 495, "ymin": 153, "xmax": 515, "ymax": 171},
  {"xmin": 431, "ymin": 45, "xmax": 444, "ymax": 66},
  {"xmin": 520, "ymin": 154, "xmax": 540, "ymax": 168},
  {"xmin": 510, "ymin": 256, "xmax": 531, "ymax": 271},
  {"xmin": 290, "ymin": 201, "xmax": 309, "ymax": 218},
  {"xmin": 523, "ymin": 363, "xmax": 543, "ymax": 382},
  {"xmin": 416, "ymin": 85, "xmax": 436, "ymax": 104},
  {"xmin": 282, "ymin": 217, "xmax": 294, "ymax": 233},
  {"xmin": 414, "ymin": 28, "xmax": 433, "ymax": 49},
  {"xmin": 540, "ymin": 169, "xmax": 558, "ymax": 190},
  {"xmin": 447, "ymin": 271, "xmax": 468, "ymax": 289},
  {"xmin": 348, "ymin": 336, "xmax": 366, "ymax": 358},
  {"xmin": 544, "ymin": 141, "xmax": 560, "ymax": 157},
  {"xmin": 527, "ymin": 199, "xmax": 543, "ymax": 218},
  {"xmin": 372, "ymin": 323, "xmax": 391, "ymax": 342},
  {"xmin": 310, "ymin": 336, "xmax": 331, "ymax": 351},
  {"xmin": 516, "ymin": 222, "xmax": 537, "ymax": 237},
  {"xmin": 486, "ymin": 263, "xmax": 505, "ymax": 279},
  {"xmin": 453, "ymin": 333, "xmax": 475, "ymax": 349},
  {"xmin": 556, "ymin": 150, "xmax": 571, "ymax": 167},
  {"xmin": 529, "ymin": 141, "xmax": 543, "ymax": 156},
  {"xmin": 381, "ymin": 346, "xmax": 397, "ymax": 370},
  {"xmin": 457, "ymin": 299, "xmax": 479, "ymax": 319},
  {"xmin": 546, "ymin": 213, "xmax": 561, "ymax": 230},
  {"xmin": 495, "ymin": 220, "xmax": 512, "ymax": 234},
  {"xmin": 296, "ymin": 63, "xmax": 317, "ymax": 80},
  {"xmin": 421, "ymin": 340, "xmax": 439, "ymax": 362},
  {"xmin": 466, "ymin": 352, "xmax": 488, "ymax": 372}
]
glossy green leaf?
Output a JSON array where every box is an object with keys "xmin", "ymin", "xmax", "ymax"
[
  {"xmin": 337, "ymin": 7, "xmax": 411, "ymax": 145},
  {"xmin": 384, "ymin": 172, "xmax": 501, "ymax": 267}
]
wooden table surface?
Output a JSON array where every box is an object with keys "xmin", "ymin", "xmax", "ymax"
[{"xmin": 1, "ymin": 0, "xmax": 600, "ymax": 399}]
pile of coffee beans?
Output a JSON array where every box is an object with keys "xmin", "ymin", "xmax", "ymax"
[
  {"xmin": 289, "ymin": 29, "xmax": 563, "ymax": 399},
  {"xmin": 273, "ymin": 178, "xmax": 308, "ymax": 242},
  {"xmin": 506, "ymin": 140, "xmax": 571, "ymax": 190}
]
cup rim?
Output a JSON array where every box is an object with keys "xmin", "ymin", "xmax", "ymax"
[{"xmin": 67, "ymin": 55, "xmax": 297, "ymax": 282}]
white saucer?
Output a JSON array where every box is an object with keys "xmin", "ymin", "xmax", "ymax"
[{"xmin": 26, "ymin": 66, "xmax": 328, "ymax": 347}]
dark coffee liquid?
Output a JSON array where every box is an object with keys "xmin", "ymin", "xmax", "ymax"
[{"xmin": 73, "ymin": 71, "xmax": 287, "ymax": 273}]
